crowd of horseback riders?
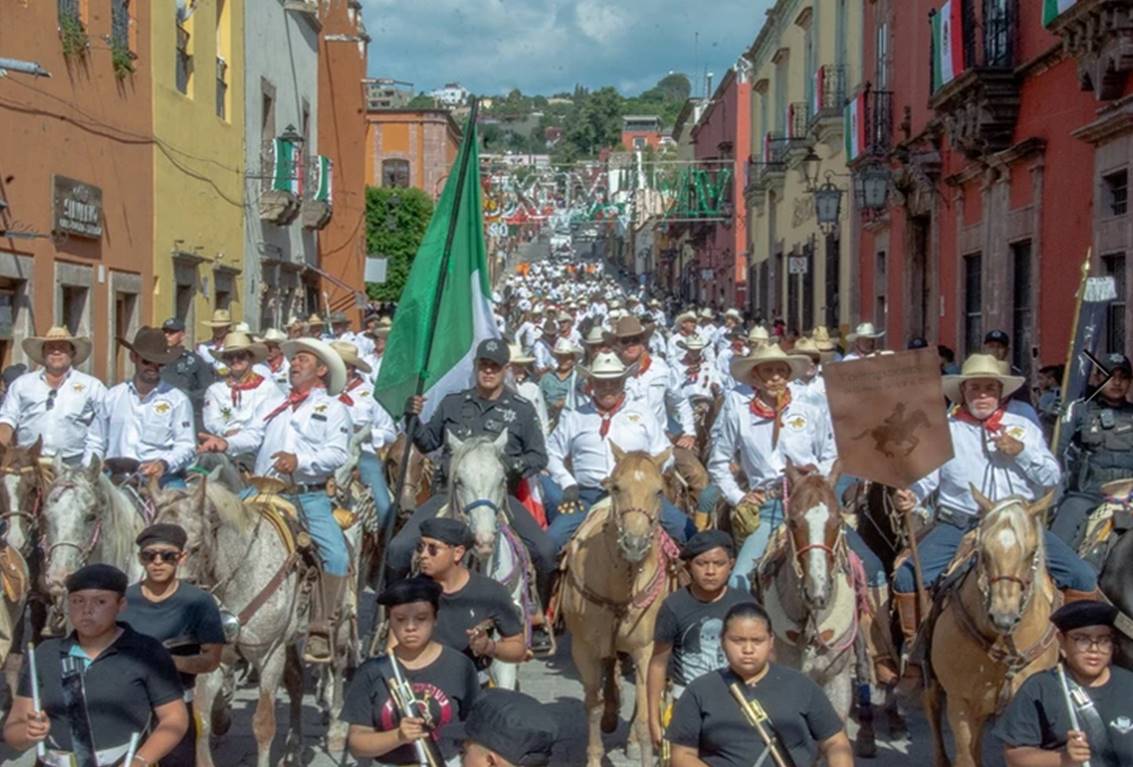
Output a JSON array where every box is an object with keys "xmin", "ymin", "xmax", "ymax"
[{"xmin": 0, "ymin": 253, "xmax": 1130, "ymax": 767}]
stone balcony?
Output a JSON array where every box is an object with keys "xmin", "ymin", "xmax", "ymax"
[{"xmin": 1046, "ymin": 0, "xmax": 1133, "ymax": 101}]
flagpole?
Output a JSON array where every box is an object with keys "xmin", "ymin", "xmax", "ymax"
[
  {"xmin": 1052, "ymin": 249, "xmax": 1091, "ymax": 450},
  {"xmin": 373, "ymin": 98, "xmax": 482, "ymax": 602}
]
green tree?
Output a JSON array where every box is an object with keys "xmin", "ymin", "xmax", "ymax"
[
  {"xmin": 407, "ymin": 93, "xmax": 437, "ymax": 109},
  {"xmin": 364, "ymin": 186, "xmax": 435, "ymax": 301}
]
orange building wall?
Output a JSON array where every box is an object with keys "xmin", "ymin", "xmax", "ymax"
[{"xmin": 365, "ymin": 110, "xmax": 462, "ymax": 200}]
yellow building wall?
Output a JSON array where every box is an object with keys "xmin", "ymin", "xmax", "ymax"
[
  {"xmin": 747, "ymin": 0, "xmax": 863, "ymax": 334},
  {"xmin": 151, "ymin": 0, "xmax": 245, "ymax": 343}
]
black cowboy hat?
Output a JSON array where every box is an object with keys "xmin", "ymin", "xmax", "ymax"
[{"xmin": 118, "ymin": 326, "xmax": 181, "ymax": 365}]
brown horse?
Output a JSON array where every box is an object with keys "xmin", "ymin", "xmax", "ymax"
[
  {"xmin": 384, "ymin": 434, "xmax": 433, "ymax": 512},
  {"xmin": 926, "ymin": 489, "xmax": 1059, "ymax": 767},
  {"xmin": 560, "ymin": 444, "xmax": 676, "ymax": 767}
]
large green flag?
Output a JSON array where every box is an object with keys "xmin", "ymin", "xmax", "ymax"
[{"xmin": 374, "ymin": 106, "xmax": 497, "ymax": 420}]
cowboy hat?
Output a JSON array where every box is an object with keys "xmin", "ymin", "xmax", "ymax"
[
  {"xmin": 281, "ymin": 337, "xmax": 347, "ymax": 395},
  {"xmin": 729, "ymin": 344, "xmax": 811, "ymax": 384},
  {"xmin": 119, "ymin": 327, "xmax": 181, "ymax": 365},
  {"xmin": 747, "ymin": 325, "xmax": 771, "ymax": 344},
  {"xmin": 218, "ymin": 332, "xmax": 268, "ymax": 365},
  {"xmin": 675, "ymin": 310, "xmax": 697, "ymax": 325},
  {"xmin": 699, "ymin": 308, "xmax": 714, "ymax": 320},
  {"xmin": 367, "ymin": 317, "xmax": 393, "ymax": 338},
  {"xmin": 582, "ymin": 326, "xmax": 609, "ymax": 346},
  {"xmin": 285, "ymin": 315, "xmax": 304, "ymax": 329},
  {"xmin": 330, "ymin": 340, "xmax": 372, "ymax": 375},
  {"xmin": 846, "ymin": 322, "xmax": 885, "ymax": 343},
  {"xmin": 811, "ymin": 326, "xmax": 837, "ymax": 352},
  {"xmin": 942, "ymin": 353, "xmax": 1026, "ymax": 404},
  {"xmin": 328, "ymin": 311, "xmax": 349, "ymax": 325},
  {"xmin": 232, "ymin": 321, "xmax": 251, "ymax": 334},
  {"xmin": 610, "ymin": 315, "xmax": 651, "ymax": 340},
  {"xmin": 676, "ymin": 335, "xmax": 709, "ymax": 352},
  {"xmin": 579, "ymin": 352, "xmax": 637, "ymax": 380},
  {"xmin": 793, "ymin": 337, "xmax": 822, "ymax": 361},
  {"xmin": 508, "ymin": 344, "xmax": 536, "ymax": 365},
  {"xmin": 305, "ymin": 314, "xmax": 326, "ymax": 328},
  {"xmin": 201, "ymin": 309, "xmax": 234, "ymax": 328},
  {"xmin": 23, "ymin": 327, "xmax": 92, "ymax": 367},
  {"xmin": 725, "ymin": 308, "xmax": 742, "ymax": 320},
  {"xmin": 260, "ymin": 328, "xmax": 287, "ymax": 344},
  {"xmin": 551, "ymin": 337, "xmax": 582, "ymax": 357}
]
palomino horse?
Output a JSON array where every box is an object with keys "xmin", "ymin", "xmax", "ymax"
[
  {"xmin": 385, "ymin": 432, "xmax": 434, "ymax": 513},
  {"xmin": 439, "ymin": 430, "xmax": 534, "ymax": 690},
  {"xmin": 753, "ymin": 465, "xmax": 858, "ymax": 732},
  {"xmin": 156, "ymin": 476, "xmax": 307, "ymax": 767},
  {"xmin": 926, "ymin": 489, "xmax": 1059, "ymax": 767},
  {"xmin": 40, "ymin": 456, "xmax": 146, "ymax": 631},
  {"xmin": 560, "ymin": 444, "xmax": 677, "ymax": 767}
]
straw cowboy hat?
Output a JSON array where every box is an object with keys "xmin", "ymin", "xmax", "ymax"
[
  {"xmin": 747, "ymin": 325, "xmax": 771, "ymax": 345},
  {"xmin": 285, "ymin": 315, "xmax": 304, "ymax": 329},
  {"xmin": 582, "ymin": 326, "xmax": 608, "ymax": 346},
  {"xmin": 202, "ymin": 309, "xmax": 233, "ymax": 328},
  {"xmin": 508, "ymin": 344, "xmax": 535, "ymax": 365},
  {"xmin": 730, "ymin": 344, "xmax": 811, "ymax": 384},
  {"xmin": 551, "ymin": 337, "xmax": 582, "ymax": 357},
  {"xmin": 846, "ymin": 322, "xmax": 885, "ymax": 343},
  {"xmin": 811, "ymin": 326, "xmax": 838, "ymax": 352},
  {"xmin": 699, "ymin": 308, "xmax": 715, "ymax": 320},
  {"xmin": 281, "ymin": 337, "xmax": 347, "ymax": 395},
  {"xmin": 675, "ymin": 310, "xmax": 697, "ymax": 325},
  {"xmin": 330, "ymin": 340, "xmax": 372, "ymax": 375},
  {"xmin": 368, "ymin": 317, "xmax": 393, "ymax": 338},
  {"xmin": 305, "ymin": 314, "xmax": 326, "ymax": 328},
  {"xmin": 942, "ymin": 353, "xmax": 1026, "ymax": 404},
  {"xmin": 260, "ymin": 328, "xmax": 287, "ymax": 344},
  {"xmin": 23, "ymin": 327, "xmax": 92, "ymax": 367},
  {"xmin": 580, "ymin": 352, "xmax": 637, "ymax": 380},
  {"xmin": 676, "ymin": 335, "xmax": 709, "ymax": 352},
  {"xmin": 792, "ymin": 337, "xmax": 822, "ymax": 361},
  {"xmin": 218, "ymin": 332, "xmax": 268, "ymax": 365},
  {"xmin": 119, "ymin": 327, "xmax": 181, "ymax": 366}
]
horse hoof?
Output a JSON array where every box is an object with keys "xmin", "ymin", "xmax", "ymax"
[
  {"xmin": 601, "ymin": 710, "xmax": 619, "ymax": 734},
  {"xmin": 855, "ymin": 732, "xmax": 877, "ymax": 759}
]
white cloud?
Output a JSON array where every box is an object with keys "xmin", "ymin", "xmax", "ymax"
[{"xmin": 360, "ymin": 0, "xmax": 774, "ymax": 96}]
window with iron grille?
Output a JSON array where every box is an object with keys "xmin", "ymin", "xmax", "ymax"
[
  {"xmin": 1010, "ymin": 240, "xmax": 1033, "ymax": 377},
  {"xmin": 825, "ymin": 234, "xmax": 839, "ymax": 329},
  {"xmin": 111, "ymin": 1, "xmax": 130, "ymax": 49},
  {"xmin": 983, "ymin": 0, "xmax": 1013, "ymax": 68},
  {"xmin": 382, "ymin": 159, "xmax": 410, "ymax": 189},
  {"xmin": 58, "ymin": 0, "xmax": 80, "ymax": 22},
  {"xmin": 216, "ymin": 57, "xmax": 228, "ymax": 119},
  {"xmin": 176, "ymin": 19, "xmax": 192, "ymax": 94},
  {"xmin": 964, "ymin": 253, "xmax": 983, "ymax": 356},
  {"xmin": 1103, "ymin": 253, "xmax": 1126, "ymax": 355},
  {"xmin": 1103, "ymin": 170, "xmax": 1128, "ymax": 217},
  {"xmin": 875, "ymin": 250, "xmax": 887, "ymax": 330}
]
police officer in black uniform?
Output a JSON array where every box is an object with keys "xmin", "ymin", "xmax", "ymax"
[
  {"xmin": 390, "ymin": 339, "xmax": 555, "ymax": 596},
  {"xmin": 1052, "ymin": 353, "xmax": 1133, "ymax": 548},
  {"xmin": 160, "ymin": 317, "xmax": 216, "ymax": 431}
]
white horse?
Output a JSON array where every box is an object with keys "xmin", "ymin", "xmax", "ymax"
[{"xmin": 441, "ymin": 431, "xmax": 534, "ymax": 690}]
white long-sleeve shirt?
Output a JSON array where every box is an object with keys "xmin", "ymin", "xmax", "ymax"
[
  {"xmin": 669, "ymin": 355, "xmax": 722, "ymax": 402},
  {"xmin": 202, "ymin": 376, "xmax": 286, "ymax": 447},
  {"xmin": 515, "ymin": 380, "xmax": 550, "ymax": 436},
  {"xmin": 708, "ymin": 389, "xmax": 837, "ymax": 506},
  {"xmin": 251, "ymin": 388, "xmax": 350, "ymax": 484},
  {"xmin": 94, "ymin": 381, "xmax": 196, "ymax": 473},
  {"xmin": 625, "ymin": 355, "xmax": 695, "ymax": 436},
  {"xmin": 547, "ymin": 400, "xmax": 672, "ymax": 490},
  {"xmin": 910, "ymin": 409, "xmax": 1060, "ymax": 518},
  {"xmin": 339, "ymin": 376, "xmax": 397, "ymax": 454},
  {"xmin": 0, "ymin": 368, "xmax": 105, "ymax": 464},
  {"xmin": 253, "ymin": 357, "xmax": 291, "ymax": 394},
  {"xmin": 790, "ymin": 375, "xmax": 829, "ymax": 416}
]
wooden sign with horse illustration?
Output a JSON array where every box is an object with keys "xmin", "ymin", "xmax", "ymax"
[{"xmin": 824, "ymin": 348, "xmax": 954, "ymax": 488}]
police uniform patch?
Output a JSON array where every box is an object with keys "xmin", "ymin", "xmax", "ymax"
[
  {"xmin": 502, "ymin": 409, "xmax": 516, "ymax": 423},
  {"xmin": 153, "ymin": 401, "xmax": 171, "ymax": 415}
]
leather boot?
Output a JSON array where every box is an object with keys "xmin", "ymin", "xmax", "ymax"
[
  {"xmin": 305, "ymin": 574, "xmax": 349, "ymax": 664},
  {"xmin": 866, "ymin": 584, "xmax": 899, "ymax": 687},
  {"xmin": 894, "ymin": 592, "xmax": 923, "ymax": 687},
  {"xmin": 1062, "ymin": 588, "xmax": 1105, "ymax": 605}
]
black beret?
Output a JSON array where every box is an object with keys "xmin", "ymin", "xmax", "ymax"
[
  {"xmin": 475, "ymin": 338, "xmax": 510, "ymax": 366},
  {"xmin": 65, "ymin": 563, "xmax": 128, "ymax": 595},
  {"xmin": 453, "ymin": 689, "xmax": 557, "ymax": 766},
  {"xmin": 420, "ymin": 517, "xmax": 473, "ymax": 547},
  {"xmin": 376, "ymin": 576, "xmax": 442, "ymax": 610},
  {"xmin": 1051, "ymin": 600, "xmax": 1118, "ymax": 633},
  {"xmin": 136, "ymin": 523, "xmax": 188, "ymax": 550},
  {"xmin": 681, "ymin": 530, "xmax": 735, "ymax": 561}
]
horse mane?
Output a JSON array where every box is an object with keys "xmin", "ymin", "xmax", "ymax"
[
  {"xmin": 788, "ymin": 472, "xmax": 837, "ymax": 512},
  {"xmin": 980, "ymin": 496, "xmax": 1046, "ymax": 564},
  {"xmin": 447, "ymin": 435, "xmax": 505, "ymax": 494},
  {"xmin": 209, "ymin": 481, "xmax": 258, "ymax": 534},
  {"xmin": 96, "ymin": 472, "xmax": 146, "ymax": 569}
]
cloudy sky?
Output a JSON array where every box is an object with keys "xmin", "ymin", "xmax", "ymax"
[{"xmin": 361, "ymin": 0, "xmax": 775, "ymax": 98}]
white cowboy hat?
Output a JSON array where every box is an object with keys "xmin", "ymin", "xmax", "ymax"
[
  {"xmin": 846, "ymin": 322, "xmax": 885, "ymax": 343},
  {"xmin": 232, "ymin": 321, "xmax": 251, "ymax": 334},
  {"xmin": 556, "ymin": 311, "xmax": 573, "ymax": 323},
  {"xmin": 369, "ymin": 317, "xmax": 393, "ymax": 338},
  {"xmin": 260, "ymin": 328, "xmax": 287, "ymax": 344},
  {"xmin": 281, "ymin": 337, "xmax": 347, "ymax": 395},
  {"xmin": 22, "ymin": 326, "xmax": 92, "ymax": 367},
  {"xmin": 579, "ymin": 351, "xmax": 637, "ymax": 380},
  {"xmin": 218, "ymin": 331, "xmax": 268, "ymax": 365},
  {"xmin": 729, "ymin": 344, "xmax": 811, "ymax": 384},
  {"xmin": 305, "ymin": 313, "xmax": 326, "ymax": 328},
  {"xmin": 551, "ymin": 337, "xmax": 582, "ymax": 357},
  {"xmin": 285, "ymin": 315, "xmax": 304, "ymax": 329},
  {"xmin": 747, "ymin": 325, "xmax": 771, "ymax": 344},
  {"xmin": 792, "ymin": 337, "xmax": 822, "ymax": 361},
  {"xmin": 676, "ymin": 310, "xmax": 697, "ymax": 324},
  {"xmin": 330, "ymin": 340, "xmax": 372, "ymax": 375},
  {"xmin": 725, "ymin": 308, "xmax": 742, "ymax": 320},
  {"xmin": 648, "ymin": 298, "xmax": 661, "ymax": 307},
  {"xmin": 942, "ymin": 353, "xmax": 1026, "ymax": 404},
  {"xmin": 582, "ymin": 326, "xmax": 608, "ymax": 346},
  {"xmin": 201, "ymin": 309, "xmax": 233, "ymax": 328},
  {"xmin": 508, "ymin": 344, "xmax": 535, "ymax": 365},
  {"xmin": 699, "ymin": 308, "xmax": 714, "ymax": 319},
  {"xmin": 677, "ymin": 335, "xmax": 709, "ymax": 352},
  {"xmin": 811, "ymin": 326, "xmax": 838, "ymax": 352}
]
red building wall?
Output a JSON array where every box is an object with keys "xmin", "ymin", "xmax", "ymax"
[{"xmin": 621, "ymin": 131, "xmax": 663, "ymax": 152}]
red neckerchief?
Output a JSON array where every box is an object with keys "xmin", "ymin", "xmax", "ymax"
[
  {"xmin": 682, "ymin": 355, "xmax": 702, "ymax": 381},
  {"xmin": 635, "ymin": 353, "xmax": 652, "ymax": 377},
  {"xmin": 228, "ymin": 373, "xmax": 264, "ymax": 406},
  {"xmin": 268, "ymin": 356, "xmax": 284, "ymax": 373},
  {"xmin": 596, "ymin": 395, "xmax": 626, "ymax": 437},
  {"xmin": 750, "ymin": 390, "xmax": 792, "ymax": 448},
  {"xmin": 339, "ymin": 376, "xmax": 365, "ymax": 406},
  {"xmin": 952, "ymin": 404, "xmax": 1006, "ymax": 433},
  {"xmin": 264, "ymin": 386, "xmax": 320, "ymax": 422}
]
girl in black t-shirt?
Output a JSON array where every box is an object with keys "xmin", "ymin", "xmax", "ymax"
[{"xmin": 342, "ymin": 577, "xmax": 479, "ymax": 766}]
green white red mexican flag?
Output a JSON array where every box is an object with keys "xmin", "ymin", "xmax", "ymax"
[
  {"xmin": 931, "ymin": 0, "xmax": 965, "ymax": 92},
  {"xmin": 1043, "ymin": 0, "xmax": 1077, "ymax": 26},
  {"xmin": 844, "ymin": 92, "xmax": 866, "ymax": 162}
]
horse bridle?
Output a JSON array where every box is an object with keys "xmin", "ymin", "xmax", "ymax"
[
  {"xmin": 975, "ymin": 501, "xmax": 1043, "ymax": 614},
  {"xmin": 40, "ymin": 478, "xmax": 107, "ymax": 579},
  {"xmin": 0, "ymin": 464, "xmax": 47, "ymax": 537},
  {"xmin": 610, "ymin": 495, "xmax": 659, "ymax": 562}
]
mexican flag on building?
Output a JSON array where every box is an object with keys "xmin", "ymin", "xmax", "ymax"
[
  {"xmin": 271, "ymin": 137, "xmax": 301, "ymax": 195},
  {"xmin": 931, "ymin": 0, "xmax": 965, "ymax": 92},
  {"xmin": 312, "ymin": 155, "xmax": 332, "ymax": 203},
  {"xmin": 813, "ymin": 65, "xmax": 826, "ymax": 116},
  {"xmin": 1043, "ymin": 0, "xmax": 1077, "ymax": 26},
  {"xmin": 844, "ymin": 92, "xmax": 866, "ymax": 161},
  {"xmin": 373, "ymin": 104, "xmax": 499, "ymax": 422}
]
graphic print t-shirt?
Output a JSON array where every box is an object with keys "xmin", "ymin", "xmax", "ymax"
[{"xmin": 653, "ymin": 586, "xmax": 757, "ymax": 686}]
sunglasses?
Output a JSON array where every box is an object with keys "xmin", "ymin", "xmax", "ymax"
[
  {"xmin": 415, "ymin": 541, "xmax": 451, "ymax": 557},
  {"xmin": 140, "ymin": 550, "xmax": 181, "ymax": 564},
  {"xmin": 45, "ymin": 389, "xmax": 58, "ymax": 411}
]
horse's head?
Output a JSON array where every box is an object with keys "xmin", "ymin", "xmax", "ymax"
[
  {"xmin": 972, "ymin": 486, "xmax": 1053, "ymax": 634},
  {"xmin": 784, "ymin": 461, "xmax": 843, "ymax": 610},
  {"xmin": 152, "ymin": 475, "xmax": 213, "ymax": 585},
  {"xmin": 606, "ymin": 442, "xmax": 670, "ymax": 563},
  {"xmin": 41, "ymin": 456, "xmax": 104, "ymax": 601},
  {"xmin": 0, "ymin": 437, "xmax": 46, "ymax": 553},
  {"xmin": 446, "ymin": 430, "xmax": 509, "ymax": 559}
]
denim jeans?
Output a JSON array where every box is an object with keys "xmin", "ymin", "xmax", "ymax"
[
  {"xmin": 240, "ymin": 488, "xmax": 349, "ymax": 576},
  {"xmin": 542, "ymin": 482, "xmax": 695, "ymax": 552},
  {"xmin": 357, "ymin": 450, "xmax": 393, "ymax": 532}
]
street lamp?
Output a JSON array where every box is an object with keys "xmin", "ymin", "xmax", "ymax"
[
  {"xmin": 279, "ymin": 124, "xmax": 303, "ymax": 146},
  {"xmin": 854, "ymin": 161, "xmax": 892, "ymax": 211},
  {"xmin": 800, "ymin": 147, "xmax": 822, "ymax": 192},
  {"xmin": 814, "ymin": 175, "xmax": 842, "ymax": 236}
]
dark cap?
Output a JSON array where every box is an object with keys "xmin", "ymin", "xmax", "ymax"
[
  {"xmin": 420, "ymin": 517, "xmax": 473, "ymax": 548},
  {"xmin": 65, "ymin": 563, "xmax": 128, "ymax": 595},
  {"xmin": 454, "ymin": 689, "xmax": 557, "ymax": 766},
  {"xmin": 907, "ymin": 337, "xmax": 929, "ymax": 350},
  {"xmin": 984, "ymin": 329, "xmax": 1010, "ymax": 346},
  {"xmin": 1051, "ymin": 600, "xmax": 1118, "ymax": 632},
  {"xmin": 681, "ymin": 530, "xmax": 735, "ymax": 561},
  {"xmin": 1104, "ymin": 353, "xmax": 1132, "ymax": 376},
  {"xmin": 376, "ymin": 576, "xmax": 442, "ymax": 610},
  {"xmin": 475, "ymin": 338, "xmax": 510, "ymax": 366},
  {"xmin": 161, "ymin": 317, "xmax": 186, "ymax": 333},
  {"xmin": 136, "ymin": 523, "xmax": 188, "ymax": 551}
]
